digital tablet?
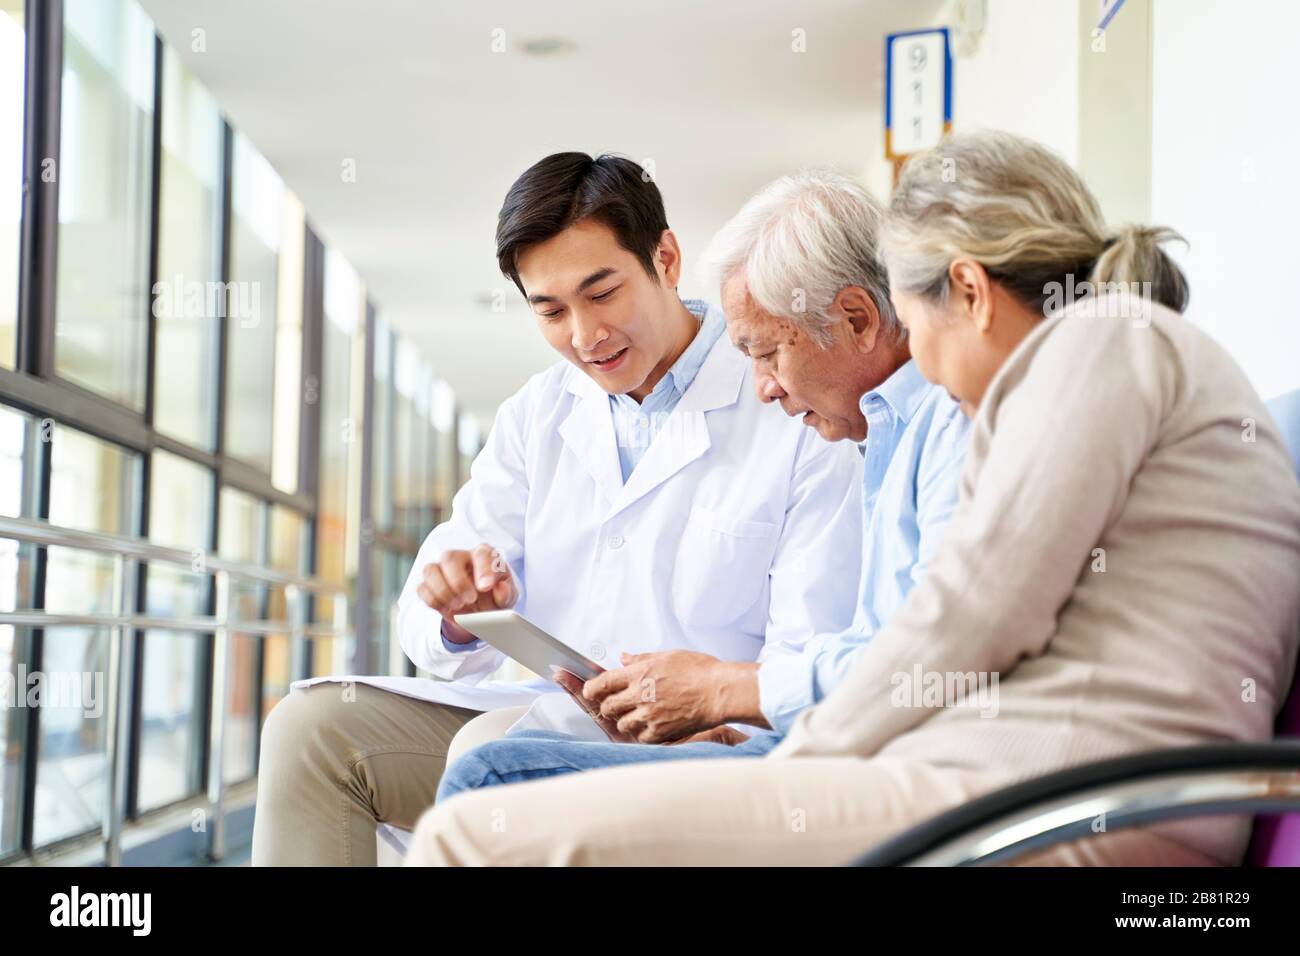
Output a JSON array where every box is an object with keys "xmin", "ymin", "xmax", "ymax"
[{"xmin": 453, "ymin": 610, "xmax": 604, "ymax": 683}]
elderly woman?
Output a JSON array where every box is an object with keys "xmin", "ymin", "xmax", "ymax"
[{"xmin": 406, "ymin": 130, "xmax": 1300, "ymax": 867}]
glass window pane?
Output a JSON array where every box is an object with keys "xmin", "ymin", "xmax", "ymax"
[
  {"xmin": 217, "ymin": 485, "xmax": 262, "ymax": 565},
  {"xmin": 224, "ymin": 133, "xmax": 281, "ymax": 472},
  {"xmin": 261, "ymin": 628, "xmax": 290, "ymax": 721},
  {"xmin": 457, "ymin": 412, "xmax": 481, "ymax": 487},
  {"xmin": 319, "ymin": 249, "xmax": 360, "ymax": 585},
  {"xmin": 431, "ymin": 378, "xmax": 456, "ymax": 525},
  {"xmin": 55, "ymin": 0, "xmax": 154, "ymax": 409},
  {"xmin": 139, "ymin": 450, "xmax": 212, "ymax": 811},
  {"xmin": 223, "ymin": 633, "xmax": 256, "ymax": 784},
  {"xmin": 266, "ymin": 506, "xmax": 303, "ymax": 706},
  {"xmin": 268, "ymin": 504, "xmax": 304, "ymax": 574},
  {"xmin": 0, "ymin": 1, "xmax": 23, "ymax": 371},
  {"xmin": 0, "ymin": 405, "xmax": 35, "ymax": 856},
  {"xmin": 45, "ymin": 425, "xmax": 139, "ymax": 619},
  {"xmin": 35, "ymin": 425, "xmax": 139, "ymax": 847},
  {"xmin": 31, "ymin": 626, "xmax": 108, "ymax": 847},
  {"xmin": 152, "ymin": 48, "xmax": 221, "ymax": 449},
  {"xmin": 370, "ymin": 318, "xmax": 393, "ymax": 532},
  {"xmin": 216, "ymin": 486, "xmax": 262, "ymax": 784},
  {"xmin": 270, "ymin": 193, "xmax": 304, "ymax": 492},
  {"xmin": 393, "ymin": 340, "xmax": 418, "ymax": 537},
  {"xmin": 147, "ymin": 449, "xmax": 211, "ymax": 612}
]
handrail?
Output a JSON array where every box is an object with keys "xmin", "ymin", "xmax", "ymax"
[
  {"xmin": 0, "ymin": 512, "xmax": 355, "ymax": 867},
  {"xmin": 0, "ymin": 513, "xmax": 346, "ymax": 592}
]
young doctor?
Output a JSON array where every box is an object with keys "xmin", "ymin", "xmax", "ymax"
[{"xmin": 250, "ymin": 153, "xmax": 864, "ymax": 865}]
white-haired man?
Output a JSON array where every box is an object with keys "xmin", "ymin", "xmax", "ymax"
[{"xmin": 418, "ymin": 171, "xmax": 972, "ymax": 850}]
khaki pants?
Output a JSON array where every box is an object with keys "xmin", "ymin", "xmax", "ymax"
[
  {"xmin": 403, "ymin": 755, "xmax": 1223, "ymax": 867},
  {"xmin": 251, "ymin": 682, "xmax": 528, "ymax": 866}
]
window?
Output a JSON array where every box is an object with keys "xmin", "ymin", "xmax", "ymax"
[
  {"xmin": 0, "ymin": 2, "xmax": 483, "ymax": 857},
  {"xmin": 0, "ymin": 1, "xmax": 23, "ymax": 370},
  {"xmin": 138, "ymin": 449, "xmax": 212, "ymax": 811},
  {"xmin": 318, "ymin": 249, "xmax": 360, "ymax": 580},
  {"xmin": 54, "ymin": 0, "xmax": 154, "ymax": 408},
  {"xmin": 216, "ymin": 486, "xmax": 262, "ymax": 784},
  {"xmin": 224, "ymin": 133, "xmax": 279, "ymax": 471},
  {"xmin": 458, "ymin": 411, "xmax": 482, "ymax": 484},
  {"xmin": 0, "ymin": 404, "xmax": 35, "ymax": 856},
  {"xmin": 392, "ymin": 340, "xmax": 423, "ymax": 538},
  {"xmin": 264, "ymin": 504, "xmax": 305, "ymax": 713},
  {"xmin": 35, "ymin": 425, "xmax": 140, "ymax": 846},
  {"xmin": 432, "ymin": 377, "xmax": 457, "ymax": 522},
  {"xmin": 271, "ymin": 194, "xmax": 304, "ymax": 492},
  {"xmin": 152, "ymin": 48, "xmax": 222, "ymax": 449},
  {"xmin": 370, "ymin": 318, "xmax": 393, "ymax": 533},
  {"xmin": 225, "ymin": 134, "xmax": 304, "ymax": 481},
  {"xmin": 314, "ymin": 249, "xmax": 362, "ymax": 670}
]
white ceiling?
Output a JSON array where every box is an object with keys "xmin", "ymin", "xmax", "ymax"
[{"xmin": 140, "ymin": 0, "xmax": 943, "ymax": 425}]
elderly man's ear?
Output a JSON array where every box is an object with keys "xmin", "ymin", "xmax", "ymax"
[{"xmin": 832, "ymin": 285, "xmax": 882, "ymax": 352}]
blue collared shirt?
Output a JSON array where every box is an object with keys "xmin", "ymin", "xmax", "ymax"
[
  {"xmin": 608, "ymin": 298, "xmax": 724, "ymax": 482},
  {"xmin": 756, "ymin": 359, "xmax": 971, "ymax": 734}
]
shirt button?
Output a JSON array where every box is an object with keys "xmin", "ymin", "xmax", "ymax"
[
  {"xmin": 608, "ymin": 534, "xmax": 625, "ymax": 549},
  {"xmin": 590, "ymin": 642, "xmax": 606, "ymax": 661}
]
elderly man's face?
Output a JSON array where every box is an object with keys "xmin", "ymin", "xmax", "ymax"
[{"xmin": 722, "ymin": 274, "xmax": 880, "ymax": 443}]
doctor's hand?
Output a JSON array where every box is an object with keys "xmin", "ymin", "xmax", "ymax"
[
  {"xmin": 581, "ymin": 650, "xmax": 763, "ymax": 744},
  {"xmin": 416, "ymin": 544, "xmax": 516, "ymax": 644}
]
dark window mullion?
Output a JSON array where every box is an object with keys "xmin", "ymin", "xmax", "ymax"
[
  {"xmin": 124, "ymin": 32, "xmax": 164, "ymax": 824},
  {"xmin": 18, "ymin": 410, "xmax": 53, "ymax": 852},
  {"xmin": 15, "ymin": 0, "xmax": 61, "ymax": 380},
  {"xmin": 196, "ymin": 119, "xmax": 233, "ymax": 799},
  {"xmin": 16, "ymin": 0, "xmax": 64, "ymax": 857},
  {"xmin": 355, "ymin": 300, "xmax": 376, "ymax": 675}
]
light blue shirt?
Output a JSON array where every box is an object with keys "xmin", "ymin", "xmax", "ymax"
[
  {"xmin": 441, "ymin": 297, "xmax": 724, "ymax": 653},
  {"xmin": 608, "ymin": 298, "xmax": 724, "ymax": 482},
  {"xmin": 756, "ymin": 359, "xmax": 971, "ymax": 734}
]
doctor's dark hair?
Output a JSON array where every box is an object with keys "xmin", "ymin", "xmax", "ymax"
[{"xmin": 496, "ymin": 153, "xmax": 670, "ymax": 296}]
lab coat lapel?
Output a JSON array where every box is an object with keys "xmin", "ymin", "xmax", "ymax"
[
  {"xmin": 558, "ymin": 373, "xmax": 625, "ymax": 506},
  {"xmin": 606, "ymin": 341, "xmax": 746, "ymax": 519}
]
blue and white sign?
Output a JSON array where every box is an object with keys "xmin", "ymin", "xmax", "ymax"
[{"xmin": 884, "ymin": 27, "xmax": 952, "ymax": 159}]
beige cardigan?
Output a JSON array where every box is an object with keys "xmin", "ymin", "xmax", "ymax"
[{"xmin": 773, "ymin": 292, "xmax": 1300, "ymax": 864}]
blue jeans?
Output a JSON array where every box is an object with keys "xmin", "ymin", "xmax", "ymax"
[{"xmin": 437, "ymin": 729, "xmax": 782, "ymax": 802}]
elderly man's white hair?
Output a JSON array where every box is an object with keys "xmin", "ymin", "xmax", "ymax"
[{"xmin": 700, "ymin": 170, "xmax": 899, "ymax": 347}]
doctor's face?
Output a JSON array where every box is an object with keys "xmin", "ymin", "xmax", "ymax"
[
  {"xmin": 722, "ymin": 274, "xmax": 876, "ymax": 443},
  {"xmin": 516, "ymin": 218, "xmax": 686, "ymax": 401}
]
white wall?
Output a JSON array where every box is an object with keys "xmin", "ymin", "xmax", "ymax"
[
  {"xmin": 863, "ymin": 0, "xmax": 1081, "ymax": 197},
  {"xmin": 1151, "ymin": 0, "xmax": 1300, "ymax": 401},
  {"xmin": 953, "ymin": 0, "xmax": 1081, "ymax": 163},
  {"xmin": 863, "ymin": 0, "xmax": 1298, "ymax": 402}
]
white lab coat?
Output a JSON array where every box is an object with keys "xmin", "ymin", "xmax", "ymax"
[{"xmin": 300, "ymin": 330, "xmax": 864, "ymax": 738}]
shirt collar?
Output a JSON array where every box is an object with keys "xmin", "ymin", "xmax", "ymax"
[
  {"xmin": 618, "ymin": 298, "xmax": 722, "ymax": 404},
  {"xmin": 664, "ymin": 299, "xmax": 723, "ymax": 395},
  {"xmin": 860, "ymin": 358, "xmax": 930, "ymax": 424}
]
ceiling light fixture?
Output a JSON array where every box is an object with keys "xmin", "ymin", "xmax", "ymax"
[{"xmin": 518, "ymin": 37, "xmax": 574, "ymax": 57}]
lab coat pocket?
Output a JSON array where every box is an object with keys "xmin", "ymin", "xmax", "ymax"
[{"xmin": 671, "ymin": 505, "xmax": 781, "ymax": 628}]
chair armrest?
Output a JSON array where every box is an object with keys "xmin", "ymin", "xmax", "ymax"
[{"xmin": 854, "ymin": 741, "xmax": 1300, "ymax": 866}]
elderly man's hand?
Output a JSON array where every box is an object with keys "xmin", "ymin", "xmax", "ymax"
[
  {"xmin": 579, "ymin": 650, "xmax": 761, "ymax": 744},
  {"xmin": 668, "ymin": 725, "xmax": 751, "ymax": 746},
  {"xmin": 551, "ymin": 667, "xmax": 634, "ymax": 743}
]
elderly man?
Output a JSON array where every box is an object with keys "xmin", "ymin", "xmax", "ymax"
[{"xmin": 420, "ymin": 170, "xmax": 971, "ymax": 827}]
